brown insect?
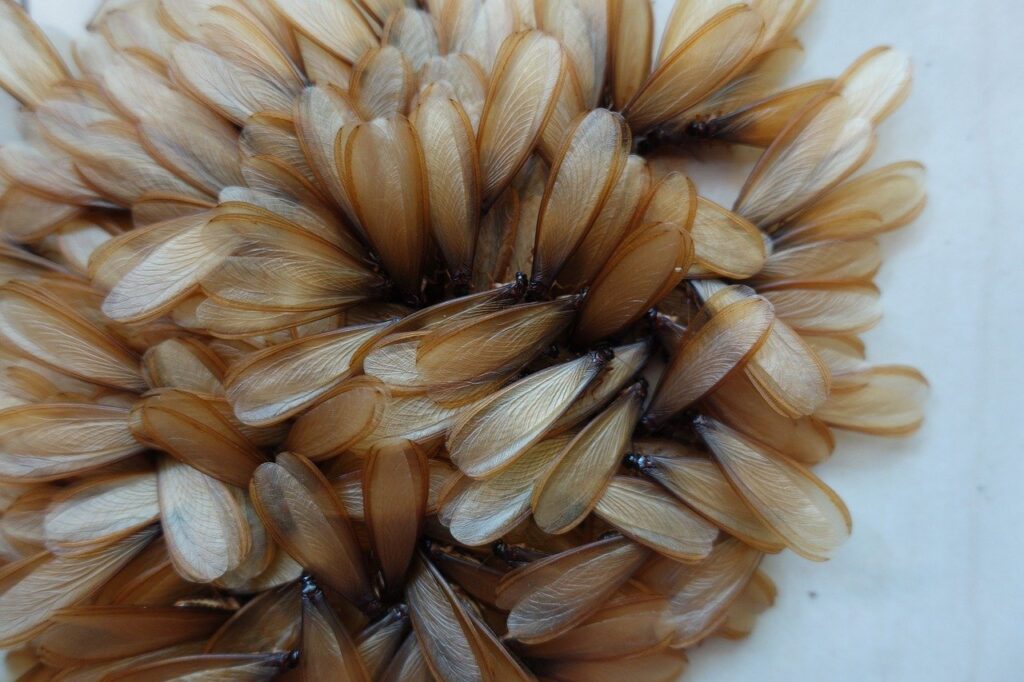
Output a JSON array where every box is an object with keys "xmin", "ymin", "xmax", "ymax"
[{"xmin": 0, "ymin": 0, "xmax": 925, "ymax": 678}]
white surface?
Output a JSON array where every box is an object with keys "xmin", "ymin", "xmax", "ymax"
[{"xmin": 2, "ymin": 1, "xmax": 1023, "ymax": 680}]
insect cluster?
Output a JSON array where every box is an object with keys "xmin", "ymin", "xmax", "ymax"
[{"xmin": 0, "ymin": 0, "xmax": 927, "ymax": 679}]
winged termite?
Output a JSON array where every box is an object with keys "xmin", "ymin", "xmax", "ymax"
[
  {"xmin": 363, "ymin": 440, "xmax": 429, "ymax": 592},
  {"xmin": 35, "ymin": 605, "xmax": 227, "ymax": 665},
  {"xmin": 688, "ymin": 80, "xmax": 833, "ymax": 148},
  {"xmin": 639, "ymin": 537, "xmax": 762, "ymax": 647},
  {"xmin": 414, "ymin": 85, "xmax": 481, "ymax": 282},
  {"xmin": 0, "ymin": 526, "xmax": 157, "ymax": 647},
  {"xmin": 157, "ymin": 457, "xmax": 251, "ymax": 583},
  {"xmin": 406, "ymin": 553, "xmax": 489, "ymax": 682},
  {"xmin": 341, "ymin": 115, "xmax": 429, "ymax": 297},
  {"xmin": 447, "ymin": 351, "xmax": 608, "ymax": 478},
  {"xmin": 0, "ymin": 0, "xmax": 927, "ymax": 675},
  {"xmin": 630, "ymin": 440, "xmax": 785, "ymax": 552},
  {"xmin": 594, "ymin": 477, "xmax": 718, "ymax": 561},
  {"xmin": 532, "ymin": 383, "xmax": 644, "ymax": 534},
  {"xmin": 574, "ymin": 221, "xmax": 692, "ymax": 344},
  {"xmin": 300, "ymin": 575, "xmax": 372, "ymax": 682},
  {"xmin": 43, "ymin": 472, "xmax": 159, "ymax": 554},
  {"xmin": 251, "ymin": 452, "xmax": 376, "ymax": 612},
  {"xmin": 815, "ymin": 365, "xmax": 928, "ymax": 436},
  {"xmin": 645, "ymin": 294, "xmax": 775, "ymax": 426},
  {"xmin": 207, "ymin": 581, "xmax": 301, "ymax": 654},
  {"xmin": 608, "ymin": 0, "xmax": 653, "ymax": 110},
  {"xmin": 625, "ymin": 6, "xmax": 764, "ymax": 133},
  {"xmin": 734, "ymin": 93, "xmax": 876, "ymax": 229},
  {"xmin": 225, "ymin": 319, "xmax": 394, "ymax": 425},
  {"xmin": 0, "ymin": 403, "xmax": 145, "ymax": 482},
  {"xmin": 499, "ymin": 535, "xmax": 650, "ymax": 644},
  {"xmin": 477, "ymin": 31, "xmax": 566, "ymax": 204},
  {"xmin": 530, "ymin": 108, "xmax": 630, "ymax": 292},
  {"xmin": 697, "ymin": 417, "xmax": 851, "ymax": 560},
  {"xmin": 442, "ymin": 433, "xmax": 573, "ymax": 546}
]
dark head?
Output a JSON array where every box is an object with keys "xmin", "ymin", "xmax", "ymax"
[{"xmin": 623, "ymin": 452, "xmax": 653, "ymax": 473}]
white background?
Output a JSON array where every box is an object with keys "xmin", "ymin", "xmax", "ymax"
[{"xmin": 2, "ymin": 1, "xmax": 1023, "ymax": 680}]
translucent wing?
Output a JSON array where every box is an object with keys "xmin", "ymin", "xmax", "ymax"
[
  {"xmin": 594, "ymin": 476, "xmax": 718, "ymax": 561},
  {"xmin": 0, "ymin": 527, "xmax": 156, "ymax": 647},
  {"xmin": 250, "ymin": 452, "xmax": 373, "ymax": 609},
  {"xmin": 0, "ymin": 0, "xmax": 69, "ymax": 106},
  {"xmin": 641, "ymin": 537, "xmax": 762, "ymax": 647},
  {"xmin": 558, "ymin": 154, "xmax": 651, "ymax": 290},
  {"xmin": 44, "ymin": 472, "xmax": 159, "ymax": 554},
  {"xmin": 269, "ymin": 0, "xmax": 378, "ymax": 64},
  {"xmin": 760, "ymin": 283, "xmax": 882, "ymax": 335},
  {"xmin": 351, "ymin": 46, "xmax": 413, "ymax": 119},
  {"xmin": 625, "ymin": 7, "xmax": 764, "ymax": 133},
  {"xmin": 697, "ymin": 418, "xmax": 851, "ymax": 560},
  {"xmin": 531, "ymin": 109, "xmax": 631, "ymax": 290},
  {"xmin": 609, "ymin": 0, "xmax": 653, "ymax": 109},
  {"xmin": 136, "ymin": 390, "xmax": 266, "ymax": 488},
  {"xmin": 500, "ymin": 536, "xmax": 649, "ymax": 644},
  {"xmin": 157, "ymin": 457, "xmax": 250, "ymax": 582},
  {"xmin": 522, "ymin": 594, "xmax": 671, "ymax": 661},
  {"xmin": 532, "ymin": 383, "xmax": 644, "ymax": 534},
  {"xmin": 575, "ymin": 222, "xmax": 692, "ymax": 345},
  {"xmin": 363, "ymin": 440, "xmax": 428, "ymax": 591},
  {"xmin": 225, "ymin": 320, "xmax": 393, "ymax": 425},
  {"xmin": 815, "ymin": 365, "xmax": 928, "ymax": 435},
  {"xmin": 777, "ymin": 161, "xmax": 926, "ymax": 246},
  {"xmin": 342, "ymin": 116, "xmax": 429, "ymax": 296},
  {"xmin": 143, "ymin": 338, "xmax": 225, "ymax": 394},
  {"xmin": 735, "ymin": 94, "xmax": 875, "ymax": 229},
  {"xmin": 447, "ymin": 352, "xmax": 606, "ymax": 478},
  {"xmin": 301, "ymin": 577, "xmax": 371, "ymax": 682},
  {"xmin": 477, "ymin": 32, "xmax": 566, "ymax": 203},
  {"xmin": 704, "ymin": 370, "xmax": 835, "ymax": 465},
  {"xmin": 0, "ymin": 403, "xmax": 144, "ymax": 482},
  {"xmin": 688, "ymin": 198, "xmax": 766, "ymax": 279},
  {"xmin": 416, "ymin": 298, "xmax": 577, "ymax": 385},
  {"xmin": 834, "ymin": 46, "xmax": 911, "ymax": 125},
  {"xmin": 0, "ymin": 283, "xmax": 144, "ymax": 391},
  {"xmin": 635, "ymin": 440, "xmax": 784, "ymax": 552},
  {"xmin": 406, "ymin": 553, "xmax": 488, "ymax": 682},
  {"xmin": 414, "ymin": 87, "xmax": 481, "ymax": 280},
  {"xmin": 646, "ymin": 294, "xmax": 775, "ymax": 426},
  {"xmin": 286, "ymin": 377, "xmax": 389, "ymax": 460}
]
